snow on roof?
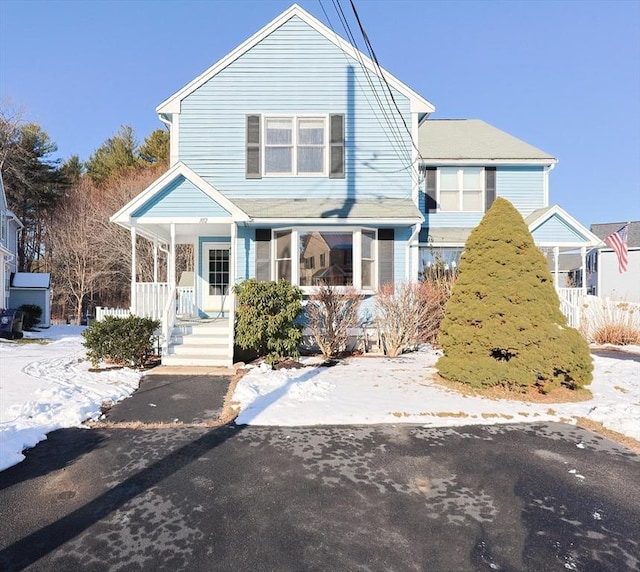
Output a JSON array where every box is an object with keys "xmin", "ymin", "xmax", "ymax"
[{"xmin": 10, "ymin": 273, "xmax": 51, "ymax": 289}]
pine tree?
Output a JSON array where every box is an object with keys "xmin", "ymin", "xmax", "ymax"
[{"xmin": 437, "ymin": 198, "xmax": 592, "ymax": 392}]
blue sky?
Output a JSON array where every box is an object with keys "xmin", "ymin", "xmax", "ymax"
[{"xmin": 1, "ymin": 0, "xmax": 638, "ymax": 227}]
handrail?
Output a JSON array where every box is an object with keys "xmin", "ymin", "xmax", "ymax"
[{"xmin": 161, "ymin": 284, "xmax": 177, "ymax": 355}]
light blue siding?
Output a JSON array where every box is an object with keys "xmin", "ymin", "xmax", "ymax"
[
  {"xmin": 497, "ymin": 166, "xmax": 545, "ymax": 216},
  {"xmin": 133, "ymin": 176, "xmax": 231, "ymax": 219},
  {"xmin": 531, "ymin": 214, "xmax": 589, "ymax": 243},
  {"xmin": 179, "ymin": 16, "xmax": 413, "ymax": 201},
  {"xmin": 236, "ymin": 226, "xmax": 254, "ymax": 282}
]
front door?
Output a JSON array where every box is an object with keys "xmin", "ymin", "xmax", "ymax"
[{"xmin": 202, "ymin": 243, "xmax": 231, "ymax": 314}]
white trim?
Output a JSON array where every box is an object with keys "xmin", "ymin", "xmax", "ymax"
[
  {"xmin": 420, "ymin": 158, "xmax": 556, "ymax": 166},
  {"xmin": 156, "ymin": 4, "xmax": 434, "ymax": 115},
  {"xmin": 411, "ymin": 113, "xmax": 420, "ymax": 203},
  {"xmin": 132, "ymin": 216, "xmax": 236, "ymax": 225},
  {"xmin": 170, "ymin": 114, "xmax": 180, "ymax": 166},
  {"xmin": 250, "ymin": 217, "xmax": 421, "ymax": 225},
  {"xmin": 110, "ymin": 162, "xmax": 250, "ymax": 227}
]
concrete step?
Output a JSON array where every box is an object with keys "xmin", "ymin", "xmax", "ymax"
[
  {"xmin": 173, "ymin": 323, "xmax": 230, "ymax": 336},
  {"xmin": 161, "ymin": 353, "xmax": 233, "ymax": 367},
  {"xmin": 169, "ymin": 343, "xmax": 229, "ymax": 356},
  {"xmin": 171, "ymin": 333, "xmax": 229, "ymax": 346}
]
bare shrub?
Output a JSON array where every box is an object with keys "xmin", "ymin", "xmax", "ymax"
[
  {"xmin": 417, "ymin": 273, "xmax": 457, "ymax": 345},
  {"xmin": 375, "ymin": 282, "xmax": 432, "ymax": 357},
  {"xmin": 583, "ymin": 298, "xmax": 640, "ymax": 345},
  {"xmin": 305, "ymin": 284, "xmax": 363, "ymax": 358}
]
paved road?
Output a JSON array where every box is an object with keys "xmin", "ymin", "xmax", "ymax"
[{"xmin": 0, "ymin": 422, "xmax": 638, "ymax": 571}]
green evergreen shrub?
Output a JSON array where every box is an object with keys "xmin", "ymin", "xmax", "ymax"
[
  {"xmin": 18, "ymin": 304, "xmax": 42, "ymax": 330},
  {"xmin": 82, "ymin": 315, "xmax": 160, "ymax": 368},
  {"xmin": 234, "ymin": 279, "xmax": 303, "ymax": 364},
  {"xmin": 437, "ymin": 198, "xmax": 593, "ymax": 392}
]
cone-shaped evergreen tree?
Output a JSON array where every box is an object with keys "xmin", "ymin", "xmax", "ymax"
[{"xmin": 437, "ymin": 198, "xmax": 592, "ymax": 392}]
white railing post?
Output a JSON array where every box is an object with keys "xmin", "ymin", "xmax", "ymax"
[
  {"xmin": 161, "ymin": 284, "xmax": 177, "ymax": 355},
  {"xmin": 130, "ymin": 227, "xmax": 137, "ymax": 314}
]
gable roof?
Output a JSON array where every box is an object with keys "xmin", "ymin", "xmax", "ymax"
[
  {"xmin": 418, "ymin": 119, "xmax": 556, "ymax": 164},
  {"xmin": 156, "ymin": 4, "xmax": 434, "ymax": 115},
  {"xmin": 525, "ymin": 205, "xmax": 601, "ymax": 246},
  {"xmin": 591, "ymin": 221, "xmax": 640, "ymax": 248},
  {"xmin": 110, "ymin": 162, "xmax": 250, "ymax": 227}
]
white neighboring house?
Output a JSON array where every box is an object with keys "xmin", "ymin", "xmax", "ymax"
[
  {"xmin": 0, "ymin": 171, "xmax": 23, "ymax": 311},
  {"xmin": 587, "ymin": 221, "xmax": 640, "ymax": 303}
]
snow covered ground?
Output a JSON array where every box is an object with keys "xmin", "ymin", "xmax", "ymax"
[
  {"xmin": 0, "ymin": 326, "xmax": 142, "ymax": 471},
  {"xmin": 234, "ymin": 346, "xmax": 640, "ymax": 440},
  {"xmin": 0, "ymin": 326, "xmax": 638, "ymax": 474}
]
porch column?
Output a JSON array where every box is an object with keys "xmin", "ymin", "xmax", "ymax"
[
  {"xmin": 130, "ymin": 227, "xmax": 137, "ymax": 313},
  {"xmin": 553, "ymin": 246, "xmax": 560, "ymax": 289},
  {"xmin": 169, "ymin": 223, "xmax": 176, "ymax": 287},
  {"xmin": 153, "ymin": 238, "xmax": 159, "ymax": 283},
  {"xmin": 580, "ymin": 246, "xmax": 587, "ymax": 295}
]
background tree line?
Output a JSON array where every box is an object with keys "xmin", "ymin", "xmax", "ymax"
[{"xmin": 0, "ymin": 106, "xmax": 187, "ymax": 323}]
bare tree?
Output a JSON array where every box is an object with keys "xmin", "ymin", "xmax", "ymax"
[{"xmin": 47, "ymin": 179, "xmax": 118, "ymax": 323}]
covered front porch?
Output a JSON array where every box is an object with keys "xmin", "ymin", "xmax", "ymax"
[{"xmin": 110, "ymin": 163, "xmax": 251, "ymax": 366}]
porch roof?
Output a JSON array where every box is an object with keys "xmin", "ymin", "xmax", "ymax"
[{"xmin": 232, "ymin": 198, "xmax": 423, "ymax": 224}]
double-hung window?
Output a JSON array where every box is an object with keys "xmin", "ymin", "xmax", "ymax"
[
  {"xmin": 438, "ymin": 167, "xmax": 484, "ymax": 212},
  {"xmin": 246, "ymin": 114, "xmax": 345, "ymax": 178},
  {"xmin": 265, "ymin": 116, "xmax": 325, "ymax": 175}
]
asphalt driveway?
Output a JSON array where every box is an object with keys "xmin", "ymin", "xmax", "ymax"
[{"xmin": 0, "ymin": 422, "xmax": 638, "ymax": 571}]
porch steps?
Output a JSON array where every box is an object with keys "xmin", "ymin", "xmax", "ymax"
[{"xmin": 161, "ymin": 318, "xmax": 233, "ymax": 367}]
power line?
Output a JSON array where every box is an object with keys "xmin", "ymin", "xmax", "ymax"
[{"xmin": 318, "ymin": 0, "xmax": 419, "ymax": 185}]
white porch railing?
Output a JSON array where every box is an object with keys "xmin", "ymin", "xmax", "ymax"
[
  {"xmin": 557, "ymin": 287, "xmax": 584, "ymax": 329},
  {"xmin": 135, "ymin": 282, "xmax": 171, "ymax": 320},
  {"xmin": 177, "ymin": 286, "xmax": 196, "ymax": 317}
]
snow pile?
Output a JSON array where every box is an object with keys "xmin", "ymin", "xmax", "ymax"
[
  {"xmin": 0, "ymin": 327, "xmax": 142, "ymax": 471},
  {"xmin": 234, "ymin": 346, "xmax": 640, "ymax": 440}
]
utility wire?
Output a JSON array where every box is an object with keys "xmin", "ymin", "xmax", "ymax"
[{"xmin": 319, "ymin": 0, "xmax": 419, "ymax": 185}]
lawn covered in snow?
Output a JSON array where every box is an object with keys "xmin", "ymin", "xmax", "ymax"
[{"xmin": 0, "ymin": 326, "xmax": 142, "ymax": 471}]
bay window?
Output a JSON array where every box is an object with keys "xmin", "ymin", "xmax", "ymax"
[{"xmin": 274, "ymin": 228, "xmax": 376, "ymax": 290}]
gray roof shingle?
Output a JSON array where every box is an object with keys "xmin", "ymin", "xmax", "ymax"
[
  {"xmin": 232, "ymin": 198, "xmax": 422, "ymax": 221},
  {"xmin": 418, "ymin": 119, "xmax": 556, "ymax": 161}
]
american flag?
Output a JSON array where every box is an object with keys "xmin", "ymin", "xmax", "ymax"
[{"xmin": 604, "ymin": 225, "xmax": 629, "ymax": 273}]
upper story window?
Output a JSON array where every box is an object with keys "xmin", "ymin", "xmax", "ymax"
[
  {"xmin": 424, "ymin": 166, "xmax": 496, "ymax": 213},
  {"xmin": 265, "ymin": 117, "xmax": 325, "ymax": 175},
  {"xmin": 439, "ymin": 167, "xmax": 483, "ymax": 212},
  {"xmin": 247, "ymin": 114, "xmax": 344, "ymax": 179}
]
